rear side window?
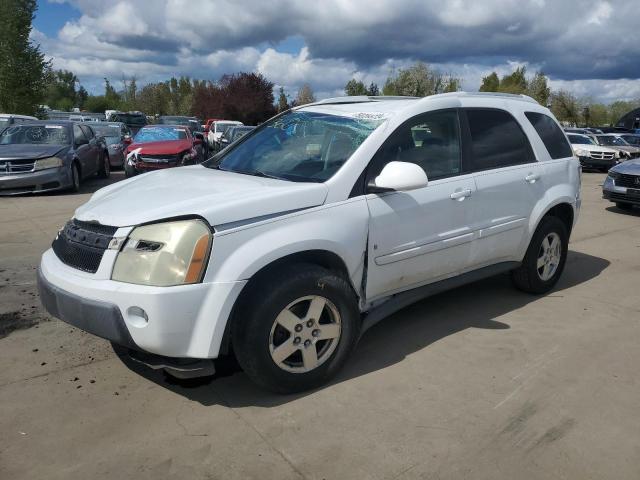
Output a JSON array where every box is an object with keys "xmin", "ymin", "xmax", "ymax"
[
  {"xmin": 525, "ymin": 112, "xmax": 573, "ymax": 159},
  {"xmin": 466, "ymin": 109, "xmax": 535, "ymax": 170}
]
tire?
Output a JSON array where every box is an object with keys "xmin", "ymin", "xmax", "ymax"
[
  {"xmin": 232, "ymin": 264, "xmax": 360, "ymax": 393},
  {"xmin": 616, "ymin": 202, "xmax": 633, "ymax": 210},
  {"xmin": 124, "ymin": 162, "xmax": 136, "ymax": 178},
  {"xmin": 98, "ymin": 153, "xmax": 110, "ymax": 178},
  {"xmin": 511, "ymin": 216, "xmax": 568, "ymax": 294},
  {"xmin": 69, "ymin": 163, "xmax": 81, "ymax": 192}
]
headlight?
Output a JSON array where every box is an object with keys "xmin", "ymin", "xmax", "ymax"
[
  {"xmin": 112, "ymin": 219, "xmax": 211, "ymax": 286},
  {"xmin": 608, "ymin": 171, "xmax": 621, "ymax": 180},
  {"xmin": 574, "ymin": 148, "xmax": 589, "ymax": 157},
  {"xmin": 33, "ymin": 156, "xmax": 63, "ymax": 171}
]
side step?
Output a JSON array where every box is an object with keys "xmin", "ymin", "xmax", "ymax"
[{"xmin": 127, "ymin": 349, "xmax": 216, "ymax": 379}]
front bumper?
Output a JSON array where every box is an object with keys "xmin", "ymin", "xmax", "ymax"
[
  {"xmin": 578, "ymin": 156, "xmax": 619, "ymax": 170},
  {"xmin": 38, "ymin": 248, "xmax": 247, "ymax": 358},
  {"xmin": 602, "ymin": 176, "xmax": 640, "ymax": 205},
  {"xmin": 0, "ymin": 167, "xmax": 71, "ymax": 195}
]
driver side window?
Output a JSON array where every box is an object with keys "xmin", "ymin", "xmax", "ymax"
[
  {"xmin": 369, "ymin": 109, "xmax": 462, "ymax": 182},
  {"xmin": 73, "ymin": 125, "xmax": 87, "ymax": 145}
]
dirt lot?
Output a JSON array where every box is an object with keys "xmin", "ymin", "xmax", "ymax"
[{"xmin": 0, "ymin": 171, "xmax": 639, "ymax": 480}]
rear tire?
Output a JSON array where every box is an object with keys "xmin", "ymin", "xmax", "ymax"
[
  {"xmin": 98, "ymin": 153, "xmax": 110, "ymax": 178},
  {"xmin": 511, "ymin": 216, "xmax": 568, "ymax": 294},
  {"xmin": 69, "ymin": 163, "xmax": 81, "ymax": 192},
  {"xmin": 616, "ymin": 202, "xmax": 633, "ymax": 210},
  {"xmin": 232, "ymin": 264, "xmax": 360, "ymax": 394}
]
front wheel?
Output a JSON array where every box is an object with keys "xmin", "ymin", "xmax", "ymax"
[
  {"xmin": 511, "ymin": 216, "xmax": 568, "ymax": 294},
  {"xmin": 616, "ymin": 202, "xmax": 633, "ymax": 211},
  {"xmin": 232, "ymin": 264, "xmax": 360, "ymax": 393}
]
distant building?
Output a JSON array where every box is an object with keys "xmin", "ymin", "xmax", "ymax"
[{"xmin": 616, "ymin": 108, "xmax": 640, "ymax": 130}]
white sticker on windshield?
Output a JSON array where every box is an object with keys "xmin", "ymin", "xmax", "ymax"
[
  {"xmin": 45, "ymin": 125, "xmax": 63, "ymax": 129},
  {"xmin": 349, "ymin": 112, "xmax": 388, "ymax": 120}
]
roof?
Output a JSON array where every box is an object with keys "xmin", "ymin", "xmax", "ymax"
[{"xmin": 0, "ymin": 113, "xmax": 38, "ymax": 119}]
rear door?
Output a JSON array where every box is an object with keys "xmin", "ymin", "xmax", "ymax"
[
  {"xmin": 80, "ymin": 125, "xmax": 101, "ymax": 175},
  {"xmin": 462, "ymin": 108, "xmax": 543, "ymax": 268},
  {"xmin": 365, "ymin": 109, "xmax": 477, "ymax": 300},
  {"xmin": 73, "ymin": 124, "xmax": 91, "ymax": 177}
]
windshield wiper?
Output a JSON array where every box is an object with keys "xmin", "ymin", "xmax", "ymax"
[{"xmin": 222, "ymin": 167, "xmax": 284, "ymax": 180}]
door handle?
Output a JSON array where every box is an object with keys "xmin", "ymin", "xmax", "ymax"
[
  {"xmin": 525, "ymin": 173, "xmax": 540, "ymax": 183},
  {"xmin": 450, "ymin": 188, "xmax": 472, "ymax": 200}
]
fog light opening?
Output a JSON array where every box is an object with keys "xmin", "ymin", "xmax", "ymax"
[{"xmin": 126, "ymin": 306, "xmax": 149, "ymax": 327}]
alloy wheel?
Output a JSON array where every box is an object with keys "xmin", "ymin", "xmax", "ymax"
[
  {"xmin": 268, "ymin": 295, "xmax": 342, "ymax": 373},
  {"xmin": 537, "ymin": 232, "xmax": 561, "ymax": 281}
]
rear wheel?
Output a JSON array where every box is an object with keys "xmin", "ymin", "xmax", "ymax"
[
  {"xmin": 69, "ymin": 163, "xmax": 81, "ymax": 192},
  {"xmin": 98, "ymin": 153, "xmax": 110, "ymax": 178},
  {"xmin": 511, "ymin": 216, "xmax": 568, "ymax": 294},
  {"xmin": 232, "ymin": 264, "xmax": 360, "ymax": 393}
]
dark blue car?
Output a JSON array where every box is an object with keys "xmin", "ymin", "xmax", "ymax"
[{"xmin": 0, "ymin": 121, "xmax": 109, "ymax": 195}]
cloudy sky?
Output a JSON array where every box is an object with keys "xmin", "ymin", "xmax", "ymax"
[{"xmin": 33, "ymin": 0, "xmax": 640, "ymax": 103}]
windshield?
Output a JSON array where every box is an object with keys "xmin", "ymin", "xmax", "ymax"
[
  {"xmin": 622, "ymin": 135, "xmax": 640, "ymax": 146},
  {"xmin": 232, "ymin": 128, "xmax": 253, "ymax": 141},
  {"xmin": 158, "ymin": 117, "xmax": 191, "ymax": 126},
  {"xmin": 89, "ymin": 124, "xmax": 121, "ymax": 138},
  {"xmin": 0, "ymin": 119, "xmax": 9, "ymax": 130},
  {"xmin": 112, "ymin": 114, "xmax": 146, "ymax": 126},
  {"xmin": 597, "ymin": 136, "xmax": 627, "ymax": 146},
  {"xmin": 133, "ymin": 127, "xmax": 188, "ymax": 143},
  {"xmin": 208, "ymin": 110, "xmax": 384, "ymax": 182},
  {"xmin": 568, "ymin": 134, "xmax": 594, "ymax": 145},
  {"xmin": 215, "ymin": 122, "xmax": 237, "ymax": 133},
  {"xmin": 0, "ymin": 125, "xmax": 70, "ymax": 145}
]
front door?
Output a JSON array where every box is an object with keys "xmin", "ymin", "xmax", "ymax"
[{"xmin": 365, "ymin": 109, "xmax": 477, "ymax": 301}]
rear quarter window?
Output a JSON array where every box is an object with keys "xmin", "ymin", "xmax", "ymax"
[
  {"xmin": 525, "ymin": 112, "xmax": 573, "ymax": 159},
  {"xmin": 466, "ymin": 108, "xmax": 536, "ymax": 170}
]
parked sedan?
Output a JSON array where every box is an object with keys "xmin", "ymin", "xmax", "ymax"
[
  {"xmin": 0, "ymin": 121, "xmax": 109, "ymax": 195},
  {"xmin": 603, "ymin": 159, "xmax": 640, "ymax": 210},
  {"xmin": 589, "ymin": 134, "xmax": 640, "ymax": 159},
  {"xmin": 567, "ymin": 133, "xmax": 621, "ymax": 171},
  {"xmin": 157, "ymin": 116, "xmax": 207, "ymax": 160},
  {"xmin": 124, "ymin": 125, "xmax": 199, "ymax": 177},
  {"xmin": 85, "ymin": 121, "xmax": 132, "ymax": 168}
]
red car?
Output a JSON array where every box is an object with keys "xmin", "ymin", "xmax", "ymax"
[{"xmin": 124, "ymin": 125, "xmax": 202, "ymax": 177}]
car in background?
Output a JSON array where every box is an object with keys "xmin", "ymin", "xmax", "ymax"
[
  {"xmin": 208, "ymin": 120, "xmax": 243, "ymax": 151},
  {"xmin": 124, "ymin": 125, "xmax": 199, "ymax": 177},
  {"xmin": 589, "ymin": 134, "xmax": 640, "ymax": 159},
  {"xmin": 0, "ymin": 121, "xmax": 109, "ymax": 194},
  {"xmin": 619, "ymin": 134, "xmax": 640, "ymax": 147},
  {"xmin": 0, "ymin": 114, "xmax": 38, "ymax": 132},
  {"xmin": 603, "ymin": 159, "xmax": 640, "ymax": 210},
  {"xmin": 218, "ymin": 125, "xmax": 256, "ymax": 150},
  {"xmin": 157, "ymin": 116, "xmax": 208, "ymax": 160},
  {"xmin": 108, "ymin": 112, "xmax": 147, "ymax": 135},
  {"xmin": 567, "ymin": 133, "xmax": 621, "ymax": 171},
  {"xmin": 85, "ymin": 121, "xmax": 132, "ymax": 168}
]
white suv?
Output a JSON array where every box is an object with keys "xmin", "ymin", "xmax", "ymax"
[{"xmin": 38, "ymin": 93, "xmax": 581, "ymax": 393}]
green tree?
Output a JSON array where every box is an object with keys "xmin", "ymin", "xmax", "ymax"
[
  {"xmin": 479, "ymin": 72, "xmax": 500, "ymax": 92},
  {"xmin": 44, "ymin": 69, "xmax": 78, "ymax": 110},
  {"xmin": 83, "ymin": 95, "xmax": 109, "ymax": 113},
  {"xmin": 277, "ymin": 87, "xmax": 289, "ymax": 113},
  {"xmin": 367, "ymin": 82, "xmax": 379, "ymax": 96},
  {"xmin": 295, "ymin": 83, "xmax": 316, "ymax": 105},
  {"xmin": 550, "ymin": 90, "xmax": 581, "ymax": 125},
  {"xmin": 104, "ymin": 78, "xmax": 120, "ymax": 109},
  {"xmin": 0, "ymin": 0, "xmax": 50, "ymax": 115},
  {"xmin": 526, "ymin": 71, "xmax": 551, "ymax": 106},
  {"xmin": 584, "ymin": 102, "xmax": 609, "ymax": 126},
  {"xmin": 344, "ymin": 78, "xmax": 368, "ymax": 96},
  {"xmin": 499, "ymin": 66, "xmax": 527, "ymax": 94},
  {"xmin": 76, "ymin": 85, "xmax": 88, "ymax": 110},
  {"xmin": 382, "ymin": 62, "xmax": 460, "ymax": 97}
]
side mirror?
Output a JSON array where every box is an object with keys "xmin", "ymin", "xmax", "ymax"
[
  {"xmin": 368, "ymin": 161, "xmax": 428, "ymax": 193},
  {"xmin": 123, "ymin": 135, "xmax": 132, "ymax": 144}
]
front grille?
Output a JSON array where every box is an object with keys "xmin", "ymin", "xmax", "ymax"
[
  {"xmin": 590, "ymin": 151, "xmax": 615, "ymax": 160},
  {"xmin": 139, "ymin": 154, "xmax": 181, "ymax": 164},
  {"xmin": 51, "ymin": 219, "xmax": 117, "ymax": 273},
  {"xmin": 615, "ymin": 173, "xmax": 640, "ymax": 189},
  {"xmin": 0, "ymin": 158, "xmax": 36, "ymax": 174}
]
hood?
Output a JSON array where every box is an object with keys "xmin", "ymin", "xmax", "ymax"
[
  {"xmin": 128, "ymin": 139, "xmax": 192, "ymax": 155},
  {"xmin": 0, "ymin": 144, "xmax": 67, "ymax": 160},
  {"xmin": 571, "ymin": 144, "xmax": 619, "ymax": 154},
  {"xmin": 74, "ymin": 165, "xmax": 329, "ymax": 228},
  {"xmin": 611, "ymin": 159, "xmax": 640, "ymax": 174}
]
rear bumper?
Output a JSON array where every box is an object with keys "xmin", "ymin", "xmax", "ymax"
[{"xmin": 0, "ymin": 167, "xmax": 71, "ymax": 195}]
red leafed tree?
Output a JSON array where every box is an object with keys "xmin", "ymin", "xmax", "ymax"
[{"xmin": 191, "ymin": 72, "xmax": 276, "ymax": 125}]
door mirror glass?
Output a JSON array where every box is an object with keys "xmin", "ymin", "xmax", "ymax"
[{"xmin": 368, "ymin": 161, "xmax": 428, "ymax": 193}]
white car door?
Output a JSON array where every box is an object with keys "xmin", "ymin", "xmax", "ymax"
[
  {"xmin": 365, "ymin": 109, "xmax": 477, "ymax": 301},
  {"xmin": 462, "ymin": 108, "xmax": 544, "ymax": 268}
]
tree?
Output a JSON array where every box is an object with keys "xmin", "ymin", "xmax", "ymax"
[
  {"xmin": 76, "ymin": 85, "xmax": 88, "ymax": 110},
  {"xmin": 0, "ymin": 0, "xmax": 50, "ymax": 115},
  {"xmin": 277, "ymin": 87, "xmax": 289, "ymax": 113},
  {"xmin": 83, "ymin": 95, "xmax": 109, "ymax": 113},
  {"xmin": 44, "ymin": 69, "xmax": 78, "ymax": 110},
  {"xmin": 585, "ymin": 102, "xmax": 609, "ymax": 127},
  {"xmin": 367, "ymin": 82, "xmax": 379, "ymax": 96},
  {"xmin": 295, "ymin": 83, "xmax": 316, "ymax": 105},
  {"xmin": 344, "ymin": 78, "xmax": 368, "ymax": 96},
  {"xmin": 550, "ymin": 90, "xmax": 581, "ymax": 125},
  {"xmin": 499, "ymin": 66, "xmax": 528, "ymax": 94},
  {"xmin": 382, "ymin": 62, "xmax": 460, "ymax": 97},
  {"xmin": 526, "ymin": 71, "xmax": 551, "ymax": 106},
  {"xmin": 479, "ymin": 72, "xmax": 500, "ymax": 92},
  {"xmin": 104, "ymin": 78, "xmax": 120, "ymax": 109},
  {"xmin": 218, "ymin": 73, "xmax": 276, "ymax": 124}
]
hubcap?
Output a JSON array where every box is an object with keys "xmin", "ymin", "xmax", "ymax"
[
  {"xmin": 268, "ymin": 295, "xmax": 342, "ymax": 373},
  {"xmin": 537, "ymin": 232, "xmax": 561, "ymax": 281}
]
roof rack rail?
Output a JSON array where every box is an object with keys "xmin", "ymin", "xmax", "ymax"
[
  {"xmin": 429, "ymin": 91, "xmax": 539, "ymax": 104},
  {"xmin": 310, "ymin": 95, "xmax": 419, "ymax": 105}
]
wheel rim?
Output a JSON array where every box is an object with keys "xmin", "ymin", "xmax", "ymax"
[
  {"xmin": 268, "ymin": 295, "xmax": 342, "ymax": 373},
  {"xmin": 537, "ymin": 232, "xmax": 561, "ymax": 281}
]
